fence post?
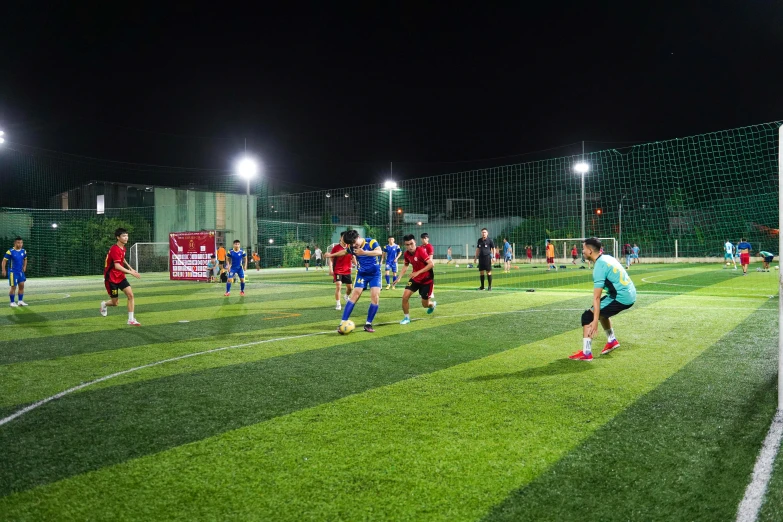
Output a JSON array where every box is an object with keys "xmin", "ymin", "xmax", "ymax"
[{"xmin": 675, "ymin": 239, "xmax": 678, "ymax": 261}]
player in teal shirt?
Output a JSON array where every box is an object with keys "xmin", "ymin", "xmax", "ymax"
[
  {"xmin": 570, "ymin": 237, "xmax": 636, "ymax": 361},
  {"xmin": 2, "ymin": 237, "xmax": 29, "ymax": 307}
]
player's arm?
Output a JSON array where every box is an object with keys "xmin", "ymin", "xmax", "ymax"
[
  {"xmin": 394, "ymin": 251, "xmax": 402, "ymax": 263},
  {"xmin": 411, "ymin": 257, "xmax": 434, "ymax": 279},
  {"xmin": 23, "ymin": 255, "xmax": 27, "ymax": 273},
  {"xmin": 1, "ymin": 257, "xmax": 7, "ymax": 277},
  {"xmin": 324, "ymin": 248, "xmax": 348, "ymax": 259},
  {"xmin": 474, "ymin": 246, "xmax": 480, "ymax": 263},
  {"xmin": 586, "ymin": 287, "xmax": 603, "ymax": 337},
  {"xmin": 114, "ymin": 260, "xmax": 141, "ymax": 279},
  {"xmin": 354, "ymin": 243, "xmax": 382, "ymax": 257}
]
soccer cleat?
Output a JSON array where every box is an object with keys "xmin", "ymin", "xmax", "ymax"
[
  {"xmin": 427, "ymin": 301, "xmax": 436, "ymax": 314},
  {"xmin": 400, "ymin": 317, "xmax": 411, "ymax": 325},
  {"xmin": 568, "ymin": 350, "xmax": 593, "ymax": 361},
  {"xmin": 336, "ymin": 304, "xmax": 341, "ymax": 310},
  {"xmin": 224, "ymin": 292, "xmax": 230, "ymax": 296},
  {"xmin": 9, "ymin": 302, "xmax": 18, "ymax": 308},
  {"xmin": 385, "ymin": 284, "xmax": 390, "ymax": 290},
  {"xmin": 17, "ymin": 301, "xmax": 28, "ymax": 306},
  {"xmin": 100, "ymin": 301, "xmax": 108, "ymax": 317},
  {"xmin": 240, "ymin": 291, "xmax": 245, "ymax": 296},
  {"xmin": 127, "ymin": 319, "xmax": 142, "ymax": 326},
  {"xmin": 601, "ymin": 339, "xmax": 620, "ymax": 355},
  {"xmin": 487, "ymin": 287, "xmax": 492, "ymax": 291},
  {"xmin": 477, "ymin": 287, "xmax": 485, "ymax": 291},
  {"xmin": 363, "ymin": 324, "xmax": 375, "ymax": 333}
]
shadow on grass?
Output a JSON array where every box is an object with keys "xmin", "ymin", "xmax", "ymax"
[{"xmin": 469, "ymin": 359, "xmax": 593, "ymax": 382}]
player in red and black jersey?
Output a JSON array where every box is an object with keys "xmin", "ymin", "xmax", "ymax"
[
  {"xmin": 420, "ymin": 232, "xmax": 435, "ymax": 299},
  {"xmin": 328, "ymin": 232, "xmax": 354, "ymax": 310},
  {"xmin": 101, "ymin": 228, "xmax": 141, "ymax": 325},
  {"xmin": 395, "ymin": 234, "xmax": 436, "ymax": 324}
]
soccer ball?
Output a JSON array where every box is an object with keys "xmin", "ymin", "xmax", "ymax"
[
  {"xmin": 338, "ymin": 320, "xmax": 355, "ymax": 335},
  {"xmin": 726, "ymin": 262, "xmax": 731, "ymax": 266},
  {"xmin": 455, "ymin": 264, "xmax": 460, "ymax": 268}
]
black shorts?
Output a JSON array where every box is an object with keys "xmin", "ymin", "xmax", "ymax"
[
  {"xmin": 105, "ymin": 278, "xmax": 130, "ymax": 298},
  {"xmin": 581, "ymin": 296, "xmax": 634, "ymax": 325},
  {"xmin": 478, "ymin": 256, "xmax": 493, "ymax": 271},
  {"xmin": 333, "ymin": 273, "xmax": 352, "ymax": 285},
  {"xmin": 406, "ymin": 279, "xmax": 434, "ymax": 299}
]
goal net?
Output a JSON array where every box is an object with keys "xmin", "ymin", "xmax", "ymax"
[
  {"xmin": 548, "ymin": 238, "xmax": 618, "ymax": 262},
  {"xmin": 129, "ymin": 242, "xmax": 169, "ymax": 273}
]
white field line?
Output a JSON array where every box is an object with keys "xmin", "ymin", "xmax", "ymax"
[
  {"xmin": 23, "ymin": 294, "xmax": 71, "ymax": 303},
  {"xmin": 736, "ymin": 410, "xmax": 783, "ymax": 522}
]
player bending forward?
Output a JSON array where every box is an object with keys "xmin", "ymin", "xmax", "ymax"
[
  {"xmin": 101, "ymin": 228, "xmax": 141, "ymax": 325},
  {"xmin": 326, "ymin": 229, "xmax": 383, "ymax": 333},
  {"xmin": 569, "ymin": 237, "xmax": 636, "ymax": 361},
  {"xmin": 396, "ymin": 234, "xmax": 436, "ymax": 324}
]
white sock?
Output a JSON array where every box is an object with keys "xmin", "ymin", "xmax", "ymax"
[
  {"xmin": 404, "ymin": 314, "xmax": 410, "ymax": 319},
  {"xmin": 336, "ymin": 300, "xmax": 341, "ymax": 305},
  {"xmin": 128, "ymin": 312, "xmax": 134, "ymax": 321},
  {"xmin": 605, "ymin": 328, "xmax": 616, "ymax": 342},
  {"xmin": 583, "ymin": 338, "xmax": 592, "ymax": 355}
]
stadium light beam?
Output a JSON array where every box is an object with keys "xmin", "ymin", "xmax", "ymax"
[
  {"xmin": 0, "ymin": 129, "xmax": 5, "ymax": 144},
  {"xmin": 574, "ymin": 159, "xmax": 590, "ymax": 240},
  {"xmin": 235, "ymin": 156, "xmax": 260, "ymax": 256},
  {"xmin": 383, "ymin": 178, "xmax": 398, "ymax": 236}
]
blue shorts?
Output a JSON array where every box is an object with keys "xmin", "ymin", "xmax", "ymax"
[
  {"xmin": 447, "ymin": 255, "xmax": 452, "ymax": 261},
  {"xmin": 504, "ymin": 254, "xmax": 512, "ymax": 261},
  {"xmin": 355, "ymin": 272, "xmax": 382, "ymax": 289},
  {"xmin": 8, "ymin": 271, "xmax": 26, "ymax": 287},
  {"xmin": 228, "ymin": 267, "xmax": 245, "ymax": 280},
  {"xmin": 385, "ymin": 263, "xmax": 398, "ymax": 273}
]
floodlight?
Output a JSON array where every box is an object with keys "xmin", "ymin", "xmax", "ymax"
[
  {"xmin": 52, "ymin": 223, "xmax": 58, "ymax": 228},
  {"xmin": 384, "ymin": 180, "xmax": 398, "ymax": 190},
  {"xmin": 236, "ymin": 157, "xmax": 259, "ymax": 179},
  {"xmin": 574, "ymin": 162, "xmax": 590, "ymax": 174}
]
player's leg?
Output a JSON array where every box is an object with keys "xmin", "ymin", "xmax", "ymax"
[
  {"xmin": 486, "ymin": 268, "xmax": 493, "ymax": 290},
  {"xmin": 401, "ymin": 286, "xmax": 413, "ymax": 324},
  {"xmin": 122, "ymin": 283, "xmax": 140, "ymax": 325},
  {"xmin": 385, "ymin": 269, "xmax": 391, "ymax": 289},
  {"xmin": 598, "ymin": 299, "xmax": 633, "ymax": 354},
  {"xmin": 334, "ymin": 279, "xmax": 342, "ymax": 309},
  {"xmin": 478, "ymin": 269, "xmax": 486, "ymax": 290},
  {"xmin": 569, "ymin": 308, "xmax": 596, "ymax": 361},
  {"xmin": 8, "ymin": 278, "xmax": 17, "ymax": 306},
  {"xmin": 239, "ymin": 268, "xmax": 246, "ymax": 295},
  {"xmin": 364, "ymin": 283, "xmax": 381, "ymax": 332},
  {"xmin": 340, "ymin": 279, "xmax": 365, "ymax": 326},
  {"xmin": 421, "ymin": 282, "xmax": 436, "ymax": 314},
  {"xmin": 17, "ymin": 281, "xmax": 26, "ymax": 305}
]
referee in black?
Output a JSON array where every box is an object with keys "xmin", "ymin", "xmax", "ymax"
[{"xmin": 474, "ymin": 228, "xmax": 496, "ymax": 290}]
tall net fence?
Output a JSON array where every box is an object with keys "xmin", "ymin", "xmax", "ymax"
[{"xmin": 0, "ymin": 122, "xmax": 780, "ymax": 275}]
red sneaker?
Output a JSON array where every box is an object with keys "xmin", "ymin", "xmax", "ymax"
[
  {"xmin": 224, "ymin": 292, "xmax": 230, "ymax": 297},
  {"xmin": 601, "ymin": 339, "xmax": 620, "ymax": 355},
  {"xmin": 240, "ymin": 291, "xmax": 245, "ymax": 297},
  {"xmin": 568, "ymin": 350, "xmax": 593, "ymax": 361}
]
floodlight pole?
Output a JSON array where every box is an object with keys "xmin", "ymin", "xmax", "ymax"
[
  {"xmin": 581, "ymin": 141, "xmax": 586, "ymax": 241},
  {"xmin": 246, "ymin": 139, "xmax": 252, "ymax": 256},
  {"xmin": 389, "ymin": 162, "xmax": 393, "ymax": 236},
  {"xmin": 778, "ymin": 124, "xmax": 782, "ymax": 410}
]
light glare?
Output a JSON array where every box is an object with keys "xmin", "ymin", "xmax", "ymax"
[
  {"xmin": 384, "ymin": 180, "xmax": 397, "ymax": 190},
  {"xmin": 236, "ymin": 157, "xmax": 259, "ymax": 179},
  {"xmin": 574, "ymin": 162, "xmax": 590, "ymax": 174}
]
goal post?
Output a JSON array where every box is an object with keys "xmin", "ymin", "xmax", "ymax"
[
  {"xmin": 548, "ymin": 237, "xmax": 618, "ymax": 262},
  {"xmin": 129, "ymin": 242, "xmax": 169, "ymax": 273}
]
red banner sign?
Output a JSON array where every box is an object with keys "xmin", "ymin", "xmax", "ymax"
[{"xmin": 169, "ymin": 231, "xmax": 216, "ymax": 281}]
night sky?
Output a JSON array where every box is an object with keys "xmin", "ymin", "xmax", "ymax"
[{"xmin": 1, "ymin": 2, "xmax": 781, "ymax": 190}]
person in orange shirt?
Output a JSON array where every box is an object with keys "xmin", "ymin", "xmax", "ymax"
[
  {"xmin": 217, "ymin": 244, "xmax": 227, "ymax": 269},
  {"xmin": 252, "ymin": 251, "xmax": 261, "ymax": 271},
  {"xmin": 546, "ymin": 240, "xmax": 557, "ymax": 271},
  {"xmin": 303, "ymin": 246, "xmax": 311, "ymax": 271}
]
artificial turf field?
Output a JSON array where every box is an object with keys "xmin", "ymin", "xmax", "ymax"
[{"xmin": 0, "ymin": 262, "xmax": 781, "ymax": 521}]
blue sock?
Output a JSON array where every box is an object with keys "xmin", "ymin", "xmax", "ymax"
[
  {"xmin": 367, "ymin": 303, "xmax": 379, "ymax": 324},
  {"xmin": 341, "ymin": 300, "xmax": 355, "ymax": 321},
  {"xmin": 226, "ymin": 282, "xmax": 232, "ymax": 293},
  {"xmin": 385, "ymin": 275, "xmax": 390, "ymax": 285},
  {"xmin": 9, "ymin": 295, "xmax": 14, "ymax": 304},
  {"xmin": 240, "ymin": 282, "xmax": 245, "ymax": 292},
  {"xmin": 18, "ymin": 294, "xmax": 23, "ymax": 302}
]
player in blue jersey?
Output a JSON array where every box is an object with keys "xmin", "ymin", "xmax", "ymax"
[
  {"xmin": 2, "ymin": 237, "xmax": 28, "ymax": 307},
  {"xmin": 325, "ymin": 229, "xmax": 383, "ymax": 332},
  {"xmin": 503, "ymin": 238, "xmax": 512, "ymax": 273},
  {"xmin": 382, "ymin": 236, "xmax": 402, "ymax": 290},
  {"xmin": 224, "ymin": 239, "xmax": 247, "ymax": 297},
  {"xmin": 570, "ymin": 237, "xmax": 636, "ymax": 361}
]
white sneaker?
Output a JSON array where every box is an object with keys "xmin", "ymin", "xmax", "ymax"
[
  {"xmin": 336, "ymin": 304, "xmax": 341, "ymax": 310},
  {"xmin": 127, "ymin": 319, "xmax": 141, "ymax": 326},
  {"xmin": 17, "ymin": 301, "xmax": 28, "ymax": 306},
  {"xmin": 100, "ymin": 301, "xmax": 108, "ymax": 317},
  {"xmin": 9, "ymin": 302, "xmax": 18, "ymax": 308}
]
